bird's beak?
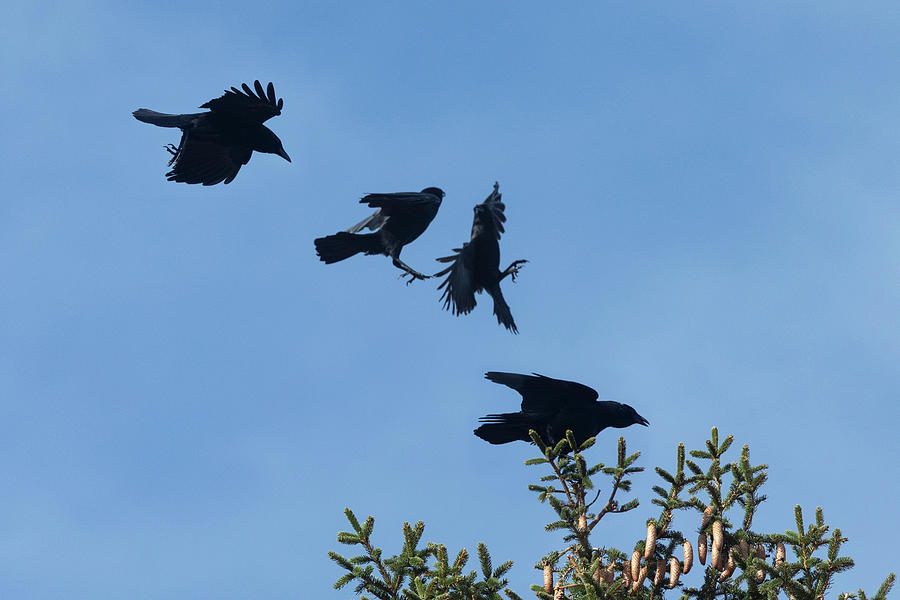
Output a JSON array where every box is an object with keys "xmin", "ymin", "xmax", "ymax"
[
  {"xmin": 278, "ymin": 148, "xmax": 292, "ymax": 162},
  {"xmin": 638, "ymin": 415, "xmax": 650, "ymax": 427}
]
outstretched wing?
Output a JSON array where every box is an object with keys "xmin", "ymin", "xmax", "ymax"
[
  {"xmin": 484, "ymin": 372, "xmax": 598, "ymax": 414},
  {"xmin": 346, "ymin": 208, "xmax": 387, "ymax": 233},
  {"xmin": 202, "ymin": 80, "xmax": 284, "ymax": 123},
  {"xmin": 471, "ymin": 182, "xmax": 507, "ymax": 241},
  {"xmin": 360, "ymin": 191, "xmax": 441, "ymax": 215},
  {"xmin": 165, "ymin": 130, "xmax": 249, "ymax": 185},
  {"xmin": 435, "ymin": 243, "xmax": 477, "ymax": 315}
]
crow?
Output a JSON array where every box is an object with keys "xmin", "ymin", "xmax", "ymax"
[
  {"xmin": 435, "ymin": 182, "xmax": 527, "ymax": 333},
  {"xmin": 133, "ymin": 80, "xmax": 290, "ymax": 185},
  {"xmin": 474, "ymin": 372, "xmax": 649, "ymax": 448},
  {"xmin": 314, "ymin": 187, "xmax": 444, "ymax": 283}
]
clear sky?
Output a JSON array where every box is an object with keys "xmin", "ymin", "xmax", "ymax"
[{"xmin": 2, "ymin": 2, "xmax": 898, "ymax": 598}]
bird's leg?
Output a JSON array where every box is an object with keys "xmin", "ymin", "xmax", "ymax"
[
  {"xmin": 499, "ymin": 259, "xmax": 528, "ymax": 282},
  {"xmin": 392, "ymin": 257, "xmax": 431, "ymax": 285},
  {"xmin": 164, "ymin": 143, "xmax": 180, "ymax": 166}
]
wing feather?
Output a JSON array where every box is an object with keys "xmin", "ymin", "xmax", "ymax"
[
  {"xmin": 346, "ymin": 208, "xmax": 387, "ymax": 233},
  {"xmin": 472, "ymin": 183, "xmax": 507, "ymax": 241},
  {"xmin": 201, "ymin": 80, "xmax": 283, "ymax": 123},
  {"xmin": 165, "ymin": 134, "xmax": 243, "ymax": 185},
  {"xmin": 436, "ymin": 243, "xmax": 477, "ymax": 315},
  {"xmin": 360, "ymin": 191, "xmax": 441, "ymax": 214},
  {"xmin": 484, "ymin": 372, "xmax": 599, "ymax": 413}
]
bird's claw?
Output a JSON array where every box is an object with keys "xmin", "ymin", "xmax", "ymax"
[
  {"xmin": 400, "ymin": 271, "xmax": 430, "ymax": 285},
  {"xmin": 164, "ymin": 144, "xmax": 179, "ymax": 166},
  {"xmin": 508, "ymin": 259, "xmax": 528, "ymax": 282}
]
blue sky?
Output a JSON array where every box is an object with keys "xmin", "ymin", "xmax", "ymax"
[{"xmin": 2, "ymin": 2, "xmax": 898, "ymax": 598}]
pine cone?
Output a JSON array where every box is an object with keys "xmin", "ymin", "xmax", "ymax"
[
  {"xmin": 644, "ymin": 522, "xmax": 657, "ymax": 560},
  {"xmin": 682, "ymin": 540, "xmax": 693, "ymax": 574},
  {"xmin": 669, "ymin": 557, "xmax": 681, "ymax": 588}
]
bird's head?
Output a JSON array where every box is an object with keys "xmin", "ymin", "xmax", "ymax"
[
  {"xmin": 420, "ymin": 187, "xmax": 445, "ymax": 199},
  {"xmin": 622, "ymin": 404, "xmax": 649, "ymax": 428},
  {"xmin": 270, "ymin": 137, "xmax": 291, "ymax": 162},
  {"xmin": 602, "ymin": 402, "xmax": 650, "ymax": 429},
  {"xmin": 256, "ymin": 127, "xmax": 291, "ymax": 162}
]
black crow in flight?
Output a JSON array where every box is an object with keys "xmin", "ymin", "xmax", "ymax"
[
  {"xmin": 434, "ymin": 182, "xmax": 527, "ymax": 333},
  {"xmin": 133, "ymin": 80, "xmax": 290, "ymax": 185},
  {"xmin": 314, "ymin": 187, "xmax": 444, "ymax": 283},
  {"xmin": 475, "ymin": 372, "xmax": 649, "ymax": 448}
]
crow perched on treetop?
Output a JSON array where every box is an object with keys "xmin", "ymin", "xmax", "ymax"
[
  {"xmin": 133, "ymin": 80, "xmax": 290, "ymax": 185},
  {"xmin": 435, "ymin": 182, "xmax": 527, "ymax": 333},
  {"xmin": 474, "ymin": 372, "xmax": 649, "ymax": 448},
  {"xmin": 314, "ymin": 187, "xmax": 444, "ymax": 283}
]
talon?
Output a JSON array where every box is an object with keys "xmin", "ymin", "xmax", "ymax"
[
  {"xmin": 399, "ymin": 270, "xmax": 424, "ymax": 285},
  {"xmin": 165, "ymin": 143, "xmax": 179, "ymax": 166}
]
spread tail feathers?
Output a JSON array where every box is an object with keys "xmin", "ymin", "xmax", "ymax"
[
  {"xmin": 132, "ymin": 109, "xmax": 198, "ymax": 128},
  {"xmin": 474, "ymin": 412, "xmax": 533, "ymax": 444},
  {"xmin": 488, "ymin": 286, "xmax": 517, "ymax": 334},
  {"xmin": 314, "ymin": 232, "xmax": 382, "ymax": 264}
]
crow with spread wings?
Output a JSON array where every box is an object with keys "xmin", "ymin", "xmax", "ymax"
[
  {"xmin": 314, "ymin": 187, "xmax": 444, "ymax": 283},
  {"xmin": 434, "ymin": 182, "xmax": 527, "ymax": 333},
  {"xmin": 133, "ymin": 80, "xmax": 290, "ymax": 185},
  {"xmin": 475, "ymin": 372, "xmax": 649, "ymax": 448}
]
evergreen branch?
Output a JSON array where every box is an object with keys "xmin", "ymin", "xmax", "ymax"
[
  {"xmin": 330, "ymin": 432, "xmax": 887, "ymax": 600},
  {"xmin": 546, "ymin": 449, "xmax": 577, "ymax": 507},
  {"xmin": 477, "ymin": 543, "xmax": 493, "ymax": 579},
  {"xmin": 873, "ymin": 574, "xmax": 897, "ymax": 600}
]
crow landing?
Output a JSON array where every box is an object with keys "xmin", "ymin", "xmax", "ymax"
[
  {"xmin": 133, "ymin": 80, "xmax": 290, "ymax": 185},
  {"xmin": 474, "ymin": 372, "xmax": 649, "ymax": 448},
  {"xmin": 314, "ymin": 187, "xmax": 444, "ymax": 283},
  {"xmin": 435, "ymin": 182, "xmax": 527, "ymax": 333}
]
